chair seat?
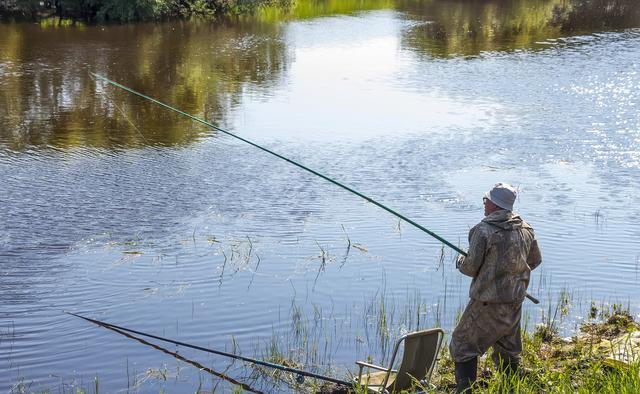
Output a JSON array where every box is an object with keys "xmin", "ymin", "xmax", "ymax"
[
  {"xmin": 355, "ymin": 328, "xmax": 444, "ymax": 393},
  {"xmin": 359, "ymin": 370, "xmax": 397, "ymax": 392}
]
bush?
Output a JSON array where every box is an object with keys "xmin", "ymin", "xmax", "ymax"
[{"xmin": 0, "ymin": 0, "xmax": 281, "ymax": 21}]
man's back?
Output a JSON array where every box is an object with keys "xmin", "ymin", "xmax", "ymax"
[
  {"xmin": 450, "ymin": 183, "xmax": 542, "ymax": 393},
  {"xmin": 458, "ymin": 210, "xmax": 542, "ymax": 303}
]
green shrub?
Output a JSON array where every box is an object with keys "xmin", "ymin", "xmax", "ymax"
[{"xmin": 0, "ymin": 0, "xmax": 283, "ymax": 21}]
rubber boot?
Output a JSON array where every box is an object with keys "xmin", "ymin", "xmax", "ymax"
[
  {"xmin": 505, "ymin": 360, "xmax": 519, "ymax": 379},
  {"xmin": 494, "ymin": 357, "xmax": 520, "ymax": 379},
  {"xmin": 454, "ymin": 357, "xmax": 477, "ymax": 393},
  {"xmin": 494, "ymin": 358, "xmax": 519, "ymax": 394}
]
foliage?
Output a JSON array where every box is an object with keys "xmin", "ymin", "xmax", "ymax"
[
  {"xmin": 2, "ymin": 0, "xmax": 639, "ymax": 26},
  {"xmin": 56, "ymin": 0, "xmax": 158, "ymax": 22},
  {"xmin": 0, "ymin": 0, "xmax": 287, "ymax": 21}
]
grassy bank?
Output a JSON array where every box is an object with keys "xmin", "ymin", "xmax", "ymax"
[
  {"xmin": 288, "ymin": 306, "xmax": 640, "ymax": 393},
  {"xmin": 427, "ymin": 305, "xmax": 640, "ymax": 393},
  {"xmin": 254, "ymin": 294, "xmax": 640, "ymax": 393}
]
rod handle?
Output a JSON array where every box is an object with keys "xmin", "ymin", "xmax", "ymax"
[{"xmin": 526, "ymin": 293, "xmax": 540, "ymax": 304}]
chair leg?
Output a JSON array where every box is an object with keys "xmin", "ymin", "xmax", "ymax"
[{"xmin": 454, "ymin": 357, "xmax": 477, "ymax": 393}]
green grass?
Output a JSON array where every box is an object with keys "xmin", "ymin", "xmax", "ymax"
[{"xmin": 259, "ymin": 296, "xmax": 640, "ymax": 393}]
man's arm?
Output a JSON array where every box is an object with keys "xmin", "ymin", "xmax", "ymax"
[
  {"xmin": 527, "ymin": 238, "xmax": 542, "ymax": 270},
  {"xmin": 457, "ymin": 226, "xmax": 486, "ymax": 278}
]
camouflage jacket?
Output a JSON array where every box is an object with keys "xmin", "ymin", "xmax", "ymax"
[{"xmin": 457, "ymin": 210, "xmax": 542, "ymax": 304}]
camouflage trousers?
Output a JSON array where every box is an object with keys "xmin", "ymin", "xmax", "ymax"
[{"xmin": 449, "ymin": 299, "xmax": 522, "ymax": 365}]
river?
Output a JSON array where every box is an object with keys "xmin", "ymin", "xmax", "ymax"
[{"xmin": 1, "ymin": 0, "xmax": 640, "ymax": 392}]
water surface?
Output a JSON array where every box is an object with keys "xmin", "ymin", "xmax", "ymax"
[{"xmin": 1, "ymin": 0, "xmax": 640, "ymax": 392}]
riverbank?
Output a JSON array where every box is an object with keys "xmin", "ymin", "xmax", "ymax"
[
  {"xmin": 428, "ymin": 305, "xmax": 640, "ymax": 393},
  {"xmin": 308, "ymin": 305, "xmax": 640, "ymax": 393},
  {"xmin": 0, "ymin": 0, "xmax": 292, "ymax": 22}
]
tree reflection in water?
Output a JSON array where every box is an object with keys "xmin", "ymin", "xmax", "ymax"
[
  {"xmin": 398, "ymin": 0, "xmax": 640, "ymax": 57},
  {"xmin": 0, "ymin": 21, "xmax": 288, "ymax": 149},
  {"xmin": 0, "ymin": 0, "xmax": 639, "ymax": 150}
]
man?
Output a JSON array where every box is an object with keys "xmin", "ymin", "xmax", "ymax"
[{"xmin": 450, "ymin": 183, "xmax": 542, "ymax": 393}]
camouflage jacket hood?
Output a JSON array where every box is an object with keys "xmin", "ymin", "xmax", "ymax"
[
  {"xmin": 483, "ymin": 210, "xmax": 528, "ymax": 231},
  {"xmin": 458, "ymin": 210, "xmax": 542, "ymax": 303}
]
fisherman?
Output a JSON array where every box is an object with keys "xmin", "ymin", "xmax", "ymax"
[{"xmin": 450, "ymin": 183, "xmax": 542, "ymax": 393}]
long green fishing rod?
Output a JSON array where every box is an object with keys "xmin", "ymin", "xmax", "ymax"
[
  {"xmin": 89, "ymin": 72, "xmax": 461, "ymax": 253},
  {"xmin": 86, "ymin": 315, "xmax": 266, "ymax": 393},
  {"xmin": 90, "ymin": 72, "xmax": 539, "ymax": 304},
  {"xmin": 66, "ymin": 312, "xmax": 352, "ymax": 387}
]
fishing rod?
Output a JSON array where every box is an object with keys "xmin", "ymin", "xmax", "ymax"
[
  {"xmin": 67, "ymin": 311, "xmax": 353, "ymax": 387},
  {"xmin": 89, "ymin": 72, "xmax": 539, "ymax": 305},
  {"xmin": 94, "ymin": 317, "xmax": 265, "ymax": 393}
]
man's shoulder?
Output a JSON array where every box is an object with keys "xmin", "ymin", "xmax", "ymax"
[
  {"xmin": 520, "ymin": 218, "xmax": 536, "ymax": 234},
  {"xmin": 470, "ymin": 221, "xmax": 495, "ymax": 237}
]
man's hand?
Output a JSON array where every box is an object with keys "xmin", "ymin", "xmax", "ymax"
[{"xmin": 456, "ymin": 255, "xmax": 465, "ymax": 269}]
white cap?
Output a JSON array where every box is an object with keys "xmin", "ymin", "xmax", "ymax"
[{"xmin": 484, "ymin": 183, "xmax": 517, "ymax": 211}]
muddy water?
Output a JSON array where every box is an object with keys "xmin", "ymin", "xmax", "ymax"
[{"xmin": 1, "ymin": 0, "xmax": 640, "ymax": 392}]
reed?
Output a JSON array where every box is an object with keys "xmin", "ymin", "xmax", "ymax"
[
  {"xmin": 251, "ymin": 291, "xmax": 640, "ymax": 393},
  {"xmin": 9, "ymin": 293, "xmax": 640, "ymax": 393}
]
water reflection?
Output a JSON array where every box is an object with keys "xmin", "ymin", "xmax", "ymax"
[
  {"xmin": 253, "ymin": 0, "xmax": 395, "ymax": 21},
  {"xmin": 0, "ymin": 21, "xmax": 288, "ymax": 149},
  {"xmin": 398, "ymin": 0, "xmax": 640, "ymax": 57},
  {"xmin": 1, "ymin": 0, "xmax": 639, "ymax": 150}
]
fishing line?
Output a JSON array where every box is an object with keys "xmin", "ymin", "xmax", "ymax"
[
  {"xmin": 88, "ymin": 73, "xmax": 151, "ymax": 145},
  {"xmin": 99, "ymin": 319, "xmax": 265, "ymax": 393},
  {"xmin": 88, "ymin": 72, "xmax": 539, "ymax": 304},
  {"xmin": 66, "ymin": 312, "xmax": 352, "ymax": 387},
  {"xmin": 89, "ymin": 72, "xmax": 460, "ymax": 252}
]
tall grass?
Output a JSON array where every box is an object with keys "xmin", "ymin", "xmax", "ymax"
[
  {"xmin": 255, "ymin": 291, "xmax": 640, "ymax": 393},
  {"xmin": 8, "ymin": 290, "xmax": 640, "ymax": 393}
]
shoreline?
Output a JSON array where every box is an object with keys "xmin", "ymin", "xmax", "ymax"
[{"xmin": 7, "ymin": 304, "xmax": 640, "ymax": 393}]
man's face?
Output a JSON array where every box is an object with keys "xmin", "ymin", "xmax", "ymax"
[{"xmin": 483, "ymin": 197, "xmax": 497, "ymax": 216}]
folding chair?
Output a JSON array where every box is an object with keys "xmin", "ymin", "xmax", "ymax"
[{"xmin": 355, "ymin": 328, "xmax": 444, "ymax": 393}]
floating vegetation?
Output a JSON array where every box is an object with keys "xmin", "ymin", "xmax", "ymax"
[
  {"xmin": 339, "ymin": 225, "xmax": 351, "ymax": 268},
  {"xmin": 313, "ymin": 241, "xmax": 330, "ymax": 288},
  {"xmin": 351, "ymin": 244, "xmax": 368, "ymax": 253},
  {"xmin": 38, "ymin": 17, "xmax": 85, "ymax": 29},
  {"xmin": 594, "ymin": 208, "xmax": 605, "ymax": 225}
]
